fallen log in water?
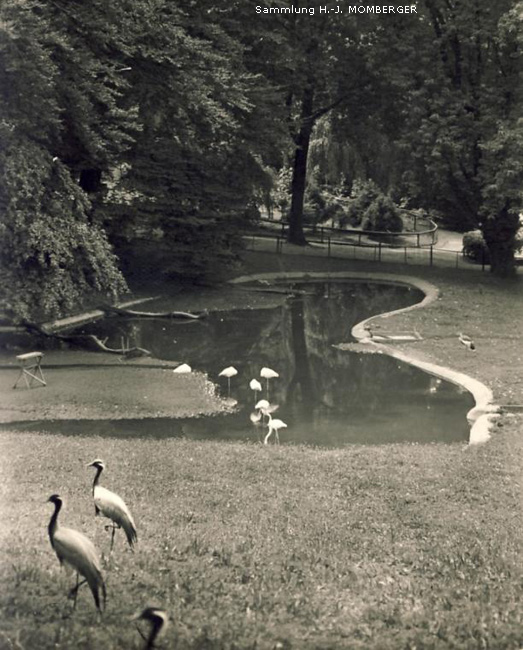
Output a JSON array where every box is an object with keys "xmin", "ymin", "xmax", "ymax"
[
  {"xmin": 22, "ymin": 321, "xmax": 150, "ymax": 356},
  {"xmin": 100, "ymin": 305, "xmax": 208, "ymax": 320}
]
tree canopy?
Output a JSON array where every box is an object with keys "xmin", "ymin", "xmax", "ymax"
[{"xmin": 1, "ymin": 0, "xmax": 522, "ymax": 322}]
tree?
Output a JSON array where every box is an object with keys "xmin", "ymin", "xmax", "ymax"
[
  {"xmin": 101, "ymin": 0, "xmax": 284, "ymax": 282},
  {"xmin": 0, "ymin": 0, "xmax": 129, "ymax": 320},
  {"xmin": 393, "ymin": 0, "xmax": 523, "ymax": 275}
]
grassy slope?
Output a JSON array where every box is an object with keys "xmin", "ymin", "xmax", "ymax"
[{"xmin": 0, "ymin": 251, "xmax": 522, "ymax": 650}]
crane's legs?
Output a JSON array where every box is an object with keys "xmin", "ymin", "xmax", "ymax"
[
  {"xmin": 68, "ymin": 574, "xmax": 87, "ymax": 609},
  {"xmin": 104, "ymin": 522, "xmax": 120, "ymax": 551}
]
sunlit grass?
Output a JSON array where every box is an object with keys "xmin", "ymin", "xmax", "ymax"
[{"xmin": 1, "ymin": 425, "xmax": 522, "ymax": 649}]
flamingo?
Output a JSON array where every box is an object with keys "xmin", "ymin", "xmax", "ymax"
[
  {"xmin": 264, "ymin": 412, "xmax": 287, "ymax": 445},
  {"xmin": 254, "ymin": 399, "xmax": 279, "ymax": 421},
  {"xmin": 249, "ymin": 378, "xmax": 262, "ymax": 405},
  {"xmin": 133, "ymin": 607, "xmax": 169, "ymax": 650},
  {"xmin": 260, "ymin": 367, "xmax": 279, "ymax": 398},
  {"xmin": 173, "ymin": 363, "xmax": 192, "ymax": 373},
  {"xmin": 47, "ymin": 494, "xmax": 106, "ymax": 612},
  {"xmin": 88, "ymin": 459, "xmax": 137, "ymax": 552},
  {"xmin": 459, "ymin": 333, "xmax": 476, "ymax": 351},
  {"xmin": 219, "ymin": 366, "xmax": 238, "ymax": 397}
]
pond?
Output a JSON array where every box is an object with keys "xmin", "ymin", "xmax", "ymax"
[{"xmin": 10, "ymin": 281, "xmax": 475, "ymax": 447}]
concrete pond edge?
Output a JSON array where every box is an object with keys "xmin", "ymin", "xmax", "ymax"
[{"xmin": 231, "ymin": 271, "xmax": 498, "ymax": 445}]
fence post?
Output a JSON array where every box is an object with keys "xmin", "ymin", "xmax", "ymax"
[
  {"xmin": 429, "ymin": 246, "xmax": 433, "ymax": 267},
  {"xmin": 320, "ymin": 227, "xmax": 324, "ymax": 244},
  {"xmin": 378, "ymin": 242, "xmax": 382, "ymax": 262},
  {"xmin": 417, "ymin": 233, "xmax": 420, "ymax": 247}
]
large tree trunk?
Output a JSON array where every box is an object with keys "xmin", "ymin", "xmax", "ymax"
[
  {"xmin": 482, "ymin": 206, "xmax": 520, "ymax": 277},
  {"xmin": 288, "ymin": 86, "xmax": 315, "ymax": 246}
]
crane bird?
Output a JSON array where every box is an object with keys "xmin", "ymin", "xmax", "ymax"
[
  {"xmin": 249, "ymin": 378, "xmax": 262, "ymax": 405},
  {"xmin": 47, "ymin": 494, "xmax": 106, "ymax": 612},
  {"xmin": 260, "ymin": 367, "xmax": 279, "ymax": 398},
  {"xmin": 88, "ymin": 459, "xmax": 137, "ymax": 552},
  {"xmin": 459, "ymin": 333, "xmax": 476, "ymax": 351},
  {"xmin": 218, "ymin": 366, "xmax": 238, "ymax": 397},
  {"xmin": 264, "ymin": 412, "xmax": 287, "ymax": 445},
  {"xmin": 133, "ymin": 607, "xmax": 169, "ymax": 650}
]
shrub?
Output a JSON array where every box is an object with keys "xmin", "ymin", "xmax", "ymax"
[
  {"xmin": 346, "ymin": 179, "xmax": 381, "ymax": 227},
  {"xmin": 462, "ymin": 230, "xmax": 490, "ymax": 263},
  {"xmin": 362, "ymin": 195, "xmax": 404, "ymax": 233}
]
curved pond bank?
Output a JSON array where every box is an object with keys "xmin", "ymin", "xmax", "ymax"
[{"xmin": 231, "ymin": 271, "xmax": 499, "ymax": 445}]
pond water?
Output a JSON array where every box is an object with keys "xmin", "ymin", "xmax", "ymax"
[{"xmin": 10, "ymin": 281, "xmax": 475, "ymax": 447}]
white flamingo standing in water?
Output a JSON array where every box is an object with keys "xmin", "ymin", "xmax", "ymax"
[
  {"xmin": 47, "ymin": 494, "xmax": 106, "ymax": 612},
  {"xmin": 260, "ymin": 367, "xmax": 279, "ymax": 399},
  {"xmin": 219, "ymin": 366, "xmax": 238, "ymax": 398},
  {"xmin": 249, "ymin": 378, "xmax": 262, "ymax": 405},
  {"xmin": 264, "ymin": 412, "xmax": 287, "ymax": 445}
]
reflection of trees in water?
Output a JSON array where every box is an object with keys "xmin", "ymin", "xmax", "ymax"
[
  {"xmin": 78, "ymin": 281, "xmax": 426, "ymax": 414},
  {"xmin": 72, "ymin": 281, "xmax": 473, "ymax": 444}
]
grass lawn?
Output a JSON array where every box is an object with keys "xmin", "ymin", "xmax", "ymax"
[{"xmin": 0, "ymin": 251, "xmax": 522, "ymax": 649}]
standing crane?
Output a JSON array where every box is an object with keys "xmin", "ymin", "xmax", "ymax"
[
  {"xmin": 87, "ymin": 459, "xmax": 137, "ymax": 551},
  {"xmin": 47, "ymin": 494, "xmax": 106, "ymax": 612},
  {"xmin": 133, "ymin": 607, "xmax": 169, "ymax": 649}
]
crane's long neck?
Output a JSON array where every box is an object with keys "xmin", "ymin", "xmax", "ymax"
[
  {"xmin": 145, "ymin": 619, "xmax": 164, "ymax": 650},
  {"xmin": 48, "ymin": 501, "xmax": 61, "ymax": 548},
  {"xmin": 92, "ymin": 465, "xmax": 103, "ymax": 494}
]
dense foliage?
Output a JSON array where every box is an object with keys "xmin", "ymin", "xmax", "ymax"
[{"xmin": 1, "ymin": 0, "xmax": 522, "ymax": 321}]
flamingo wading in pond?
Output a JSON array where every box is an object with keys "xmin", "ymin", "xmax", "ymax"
[
  {"xmin": 249, "ymin": 378, "xmax": 262, "ymax": 405},
  {"xmin": 47, "ymin": 494, "xmax": 106, "ymax": 612},
  {"xmin": 219, "ymin": 366, "xmax": 238, "ymax": 397},
  {"xmin": 88, "ymin": 459, "xmax": 137, "ymax": 551},
  {"xmin": 260, "ymin": 367, "xmax": 279, "ymax": 398},
  {"xmin": 133, "ymin": 607, "xmax": 169, "ymax": 650}
]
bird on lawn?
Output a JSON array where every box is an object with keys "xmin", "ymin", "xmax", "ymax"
[
  {"xmin": 459, "ymin": 333, "xmax": 476, "ymax": 351},
  {"xmin": 260, "ymin": 367, "xmax": 279, "ymax": 398},
  {"xmin": 133, "ymin": 607, "xmax": 169, "ymax": 650},
  {"xmin": 87, "ymin": 459, "xmax": 137, "ymax": 552},
  {"xmin": 249, "ymin": 378, "xmax": 262, "ymax": 405},
  {"xmin": 264, "ymin": 412, "xmax": 287, "ymax": 445},
  {"xmin": 47, "ymin": 494, "xmax": 106, "ymax": 612},
  {"xmin": 218, "ymin": 366, "xmax": 238, "ymax": 398}
]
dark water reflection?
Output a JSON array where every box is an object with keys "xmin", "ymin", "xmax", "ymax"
[{"xmin": 11, "ymin": 282, "xmax": 475, "ymax": 446}]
